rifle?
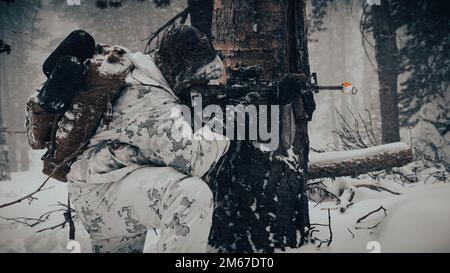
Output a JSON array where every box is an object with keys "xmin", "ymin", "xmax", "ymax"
[{"xmin": 185, "ymin": 65, "xmax": 357, "ymax": 111}]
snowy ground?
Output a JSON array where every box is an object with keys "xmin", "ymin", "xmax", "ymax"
[
  {"xmin": 0, "ymin": 151, "xmax": 449, "ymax": 253},
  {"xmin": 296, "ymin": 179, "xmax": 450, "ymax": 253}
]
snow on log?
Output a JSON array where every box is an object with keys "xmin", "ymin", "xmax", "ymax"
[{"xmin": 308, "ymin": 142, "xmax": 414, "ymax": 179}]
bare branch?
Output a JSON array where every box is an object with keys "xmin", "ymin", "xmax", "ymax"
[
  {"xmin": 0, "ymin": 127, "xmax": 26, "ymax": 135},
  {"xmin": 347, "ymin": 227, "xmax": 355, "ymax": 239},
  {"xmin": 36, "ymin": 221, "xmax": 66, "ymax": 233},
  {"xmin": 356, "ymin": 205, "xmax": 387, "ymax": 224},
  {"xmin": 143, "ymin": 7, "xmax": 190, "ymax": 54},
  {"xmin": 354, "ymin": 184, "xmax": 401, "ymax": 195},
  {"xmin": 327, "ymin": 208, "xmax": 332, "ymax": 247},
  {"xmin": 355, "ymin": 219, "xmax": 384, "ymax": 230},
  {"xmin": 0, "ymin": 141, "xmax": 88, "ymax": 209}
]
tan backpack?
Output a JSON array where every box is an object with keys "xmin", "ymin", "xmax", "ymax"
[{"xmin": 26, "ymin": 62, "xmax": 125, "ymax": 182}]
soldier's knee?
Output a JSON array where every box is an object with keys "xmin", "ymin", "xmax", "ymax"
[{"xmin": 180, "ymin": 177, "xmax": 213, "ymax": 207}]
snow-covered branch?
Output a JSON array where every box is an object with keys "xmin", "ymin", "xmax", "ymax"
[{"xmin": 308, "ymin": 142, "xmax": 413, "ymax": 179}]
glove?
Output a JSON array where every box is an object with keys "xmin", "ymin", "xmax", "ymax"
[
  {"xmin": 277, "ymin": 74, "xmax": 316, "ymax": 120},
  {"xmin": 301, "ymin": 92, "xmax": 316, "ymax": 121},
  {"xmin": 276, "ymin": 74, "xmax": 306, "ymax": 105}
]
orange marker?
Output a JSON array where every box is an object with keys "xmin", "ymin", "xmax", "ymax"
[{"xmin": 342, "ymin": 81, "xmax": 356, "ymax": 94}]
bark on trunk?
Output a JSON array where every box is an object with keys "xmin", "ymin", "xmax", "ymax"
[
  {"xmin": 207, "ymin": 0, "xmax": 311, "ymax": 252},
  {"xmin": 372, "ymin": 0, "xmax": 400, "ymax": 144},
  {"xmin": 0, "ymin": 77, "xmax": 10, "ymax": 181},
  {"xmin": 308, "ymin": 143, "xmax": 413, "ymax": 179},
  {"xmin": 289, "ymin": 0, "xmax": 312, "ymax": 171},
  {"xmin": 188, "ymin": 0, "xmax": 214, "ymax": 38},
  {"xmin": 0, "ymin": 15, "xmax": 10, "ymax": 180}
]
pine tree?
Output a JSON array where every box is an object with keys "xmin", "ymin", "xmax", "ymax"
[
  {"xmin": 0, "ymin": 0, "xmax": 42, "ymax": 173},
  {"xmin": 371, "ymin": 0, "xmax": 400, "ymax": 143},
  {"xmin": 311, "ymin": 0, "xmax": 450, "ymax": 144},
  {"xmin": 207, "ymin": 0, "xmax": 311, "ymax": 252},
  {"xmin": 0, "ymin": 70, "xmax": 10, "ymax": 181}
]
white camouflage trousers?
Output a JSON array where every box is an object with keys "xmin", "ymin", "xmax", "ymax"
[{"xmin": 67, "ymin": 143, "xmax": 214, "ymax": 253}]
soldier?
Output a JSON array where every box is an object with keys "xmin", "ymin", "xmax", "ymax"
[
  {"xmin": 26, "ymin": 25, "xmax": 308, "ymax": 252},
  {"xmin": 65, "ymin": 25, "xmax": 229, "ymax": 253}
]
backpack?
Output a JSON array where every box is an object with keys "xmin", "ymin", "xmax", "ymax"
[
  {"xmin": 26, "ymin": 61, "xmax": 125, "ymax": 182},
  {"xmin": 25, "ymin": 30, "xmax": 127, "ymax": 182}
]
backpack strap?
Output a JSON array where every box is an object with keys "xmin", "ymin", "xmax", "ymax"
[{"xmin": 41, "ymin": 113, "xmax": 63, "ymax": 161}]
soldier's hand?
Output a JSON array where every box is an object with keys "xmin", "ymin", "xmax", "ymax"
[{"xmin": 276, "ymin": 74, "xmax": 305, "ymax": 105}]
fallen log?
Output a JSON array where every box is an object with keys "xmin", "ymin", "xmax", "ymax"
[{"xmin": 308, "ymin": 142, "xmax": 414, "ymax": 179}]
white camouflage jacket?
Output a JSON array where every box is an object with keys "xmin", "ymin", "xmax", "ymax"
[{"xmin": 69, "ymin": 49, "xmax": 229, "ymax": 184}]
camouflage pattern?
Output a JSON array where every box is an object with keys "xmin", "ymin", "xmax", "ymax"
[
  {"xmin": 88, "ymin": 51, "xmax": 229, "ymax": 179},
  {"xmin": 68, "ymin": 147, "xmax": 214, "ymax": 253},
  {"xmin": 66, "ymin": 51, "xmax": 228, "ymax": 252}
]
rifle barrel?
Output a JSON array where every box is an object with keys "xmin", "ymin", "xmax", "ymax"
[{"xmin": 317, "ymin": 85, "xmax": 342, "ymax": 90}]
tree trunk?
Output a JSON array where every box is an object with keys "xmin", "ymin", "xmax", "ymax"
[
  {"xmin": 0, "ymin": 7, "xmax": 10, "ymax": 181},
  {"xmin": 187, "ymin": 0, "xmax": 214, "ymax": 38},
  {"xmin": 0, "ymin": 66, "xmax": 10, "ymax": 181},
  {"xmin": 0, "ymin": 1, "xmax": 34, "ymax": 173},
  {"xmin": 372, "ymin": 0, "xmax": 400, "ymax": 144},
  {"xmin": 0, "ymin": 118, "xmax": 10, "ymax": 182},
  {"xmin": 308, "ymin": 142, "xmax": 413, "ymax": 179},
  {"xmin": 207, "ymin": 0, "xmax": 311, "ymax": 252},
  {"xmin": 289, "ymin": 0, "xmax": 314, "ymax": 172}
]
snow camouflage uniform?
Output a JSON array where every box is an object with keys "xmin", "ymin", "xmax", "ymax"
[{"xmin": 66, "ymin": 47, "xmax": 229, "ymax": 253}]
